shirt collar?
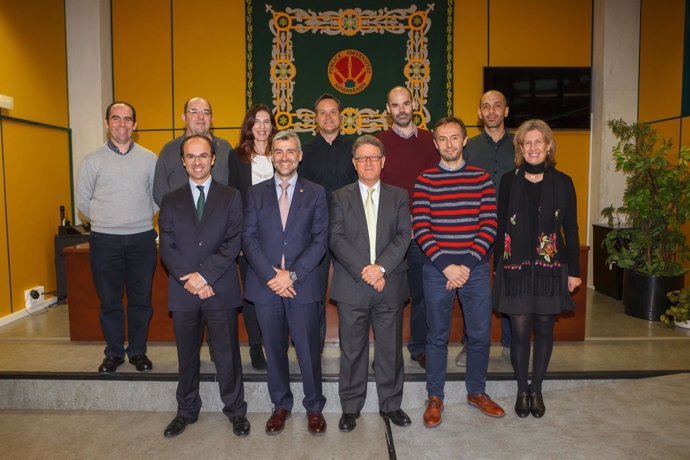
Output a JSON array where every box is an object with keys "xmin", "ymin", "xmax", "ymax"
[
  {"xmin": 358, "ymin": 180, "xmax": 380, "ymax": 195},
  {"xmin": 439, "ymin": 159, "xmax": 466, "ymax": 171},
  {"xmin": 189, "ymin": 176, "xmax": 212, "ymax": 191},
  {"xmin": 107, "ymin": 139, "xmax": 135, "ymax": 155},
  {"xmin": 274, "ymin": 173, "xmax": 298, "ymax": 188},
  {"xmin": 391, "ymin": 124, "xmax": 418, "ymax": 139}
]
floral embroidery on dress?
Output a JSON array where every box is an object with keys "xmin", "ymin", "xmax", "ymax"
[
  {"xmin": 536, "ymin": 232, "xmax": 558, "ymax": 262},
  {"xmin": 510, "ymin": 213, "xmax": 517, "ymax": 225},
  {"xmin": 503, "ymin": 233, "xmax": 512, "ymax": 260},
  {"xmin": 554, "ymin": 209, "xmax": 560, "ymax": 220}
]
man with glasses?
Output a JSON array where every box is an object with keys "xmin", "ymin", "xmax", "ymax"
[
  {"xmin": 298, "ymin": 93, "xmax": 357, "ymax": 354},
  {"xmin": 76, "ymin": 101, "xmax": 158, "ymax": 374},
  {"xmin": 153, "ymin": 97, "xmax": 231, "ymax": 206},
  {"xmin": 377, "ymin": 86, "xmax": 439, "ymax": 370},
  {"xmin": 159, "ymin": 134, "xmax": 249, "ymax": 438},
  {"xmin": 242, "ymin": 130, "xmax": 328, "ymax": 436},
  {"xmin": 329, "ymin": 135, "xmax": 412, "ymax": 432}
]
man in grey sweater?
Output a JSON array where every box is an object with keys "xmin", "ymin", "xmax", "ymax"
[
  {"xmin": 76, "ymin": 101, "xmax": 158, "ymax": 374},
  {"xmin": 153, "ymin": 97, "xmax": 230, "ymax": 206}
]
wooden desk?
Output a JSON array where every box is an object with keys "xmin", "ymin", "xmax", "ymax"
[{"xmin": 65, "ymin": 244, "xmax": 589, "ymax": 342}]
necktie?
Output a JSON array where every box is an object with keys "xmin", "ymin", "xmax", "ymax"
[
  {"xmin": 196, "ymin": 185, "xmax": 205, "ymax": 221},
  {"xmin": 279, "ymin": 181, "xmax": 290, "ymax": 268},
  {"xmin": 364, "ymin": 187, "xmax": 376, "ymax": 264}
]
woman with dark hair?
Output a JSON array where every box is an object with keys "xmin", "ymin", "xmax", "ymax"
[
  {"xmin": 228, "ymin": 104, "xmax": 277, "ymax": 371},
  {"xmin": 493, "ymin": 119, "xmax": 582, "ymax": 418}
]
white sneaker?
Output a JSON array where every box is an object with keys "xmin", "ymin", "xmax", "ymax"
[{"xmin": 455, "ymin": 345, "xmax": 467, "ymax": 367}]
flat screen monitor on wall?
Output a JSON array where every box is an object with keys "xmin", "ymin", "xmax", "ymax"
[{"xmin": 483, "ymin": 67, "xmax": 592, "ymax": 130}]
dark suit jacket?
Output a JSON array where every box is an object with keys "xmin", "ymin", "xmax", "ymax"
[
  {"xmin": 242, "ymin": 175, "xmax": 328, "ymax": 304},
  {"xmin": 329, "ymin": 181, "xmax": 411, "ymax": 306},
  {"xmin": 227, "ymin": 148, "xmax": 253, "ymax": 205},
  {"xmin": 159, "ymin": 180, "xmax": 243, "ymax": 311}
]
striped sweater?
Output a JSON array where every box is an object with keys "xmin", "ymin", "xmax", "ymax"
[{"xmin": 412, "ymin": 162, "xmax": 497, "ymax": 272}]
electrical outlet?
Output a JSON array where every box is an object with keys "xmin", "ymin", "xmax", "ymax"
[{"xmin": 24, "ymin": 285, "xmax": 45, "ymax": 312}]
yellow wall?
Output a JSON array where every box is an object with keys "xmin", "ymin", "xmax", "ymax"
[{"xmin": 0, "ymin": 0, "xmax": 70, "ymax": 316}]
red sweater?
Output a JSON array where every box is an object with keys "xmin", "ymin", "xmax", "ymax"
[{"xmin": 377, "ymin": 128, "xmax": 439, "ymax": 205}]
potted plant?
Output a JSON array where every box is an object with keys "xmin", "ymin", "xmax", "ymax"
[
  {"xmin": 661, "ymin": 287, "xmax": 690, "ymax": 329},
  {"xmin": 602, "ymin": 119, "xmax": 690, "ymax": 320}
]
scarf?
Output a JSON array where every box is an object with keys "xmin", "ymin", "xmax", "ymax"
[{"xmin": 501, "ymin": 164, "xmax": 567, "ymax": 298}]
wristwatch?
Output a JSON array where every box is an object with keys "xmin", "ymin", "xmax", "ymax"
[
  {"xmin": 288, "ymin": 271, "xmax": 298, "ymax": 283},
  {"xmin": 378, "ymin": 265, "xmax": 386, "ymax": 275}
]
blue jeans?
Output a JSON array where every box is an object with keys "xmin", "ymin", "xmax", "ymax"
[
  {"xmin": 406, "ymin": 240, "xmax": 427, "ymax": 359},
  {"xmin": 424, "ymin": 262, "xmax": 492, "ymax": 398}
]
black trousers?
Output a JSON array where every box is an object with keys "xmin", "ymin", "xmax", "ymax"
[
  {"xmin": 172, "ymin": 307, "xmax": 247, "ymax": 419},
  {"xmin": 89, "ymin": 230, "xmax": 157, "ymax": 358},
  {"xmin": 238, "ymin": 254, "xmax": 263, "ymax": 346}
]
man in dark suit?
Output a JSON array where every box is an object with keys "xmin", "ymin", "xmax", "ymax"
[
  {"xmin": 329, "ymin": 135, "xmax": 412, "ymax": 432},
  {"xmin": 158, "ymin": 135, "xmax": 249, "ymax": 438},
  {"xmin": 242, "ymin": 129, "xmax": 329, "ymax": 436}
]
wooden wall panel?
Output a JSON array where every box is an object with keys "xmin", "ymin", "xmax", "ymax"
[
  {"xmin": 3, "ymin": 123, "xmax": 70, "ymax": 313},
  {"xmin": 639, "ymin": 0, "xmax": 685, "ymax": 122},
  {"xmin": 488, "ymin": 0, "xmax": 592, "ymax": 67},
  {"xmin": 112, "ymin": 0, "xmax": 173, "ymax": 130}
]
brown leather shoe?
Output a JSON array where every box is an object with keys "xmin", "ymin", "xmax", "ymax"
[
  {"xmin": 423, "ymin": 396, "xmax": 443, "ymax": 427},
  {"xmin": 307, "ymin": 411, "xmax": 326, "ymax": 435},
  {"xmin": 265, "ymin": 409, "xmax": 290, "ymax": 435},
  {"xmin": 467, "ymin": 393, "xmax": 505, "ymax": 418}
]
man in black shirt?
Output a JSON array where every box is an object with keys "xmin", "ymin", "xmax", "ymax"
[{"xmin": 298, "ymin": 93, "xmax": 357, "ymax": 352}]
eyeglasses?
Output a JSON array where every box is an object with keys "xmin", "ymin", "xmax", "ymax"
[
  {"xmin": 186, "ymin": 109, "xmax": 212, "ymax": 117},
  {"xmin": 184, "ymin": 153, "xmax": 212, "ymax": 162},
  {"xmin": 354, "ymin": 156, "xmax": 383, "ymax": 163}
]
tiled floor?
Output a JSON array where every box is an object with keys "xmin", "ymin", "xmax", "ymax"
[{"xmin": 1, "ymin": 288, "xmax": 690, "ymax": 459}]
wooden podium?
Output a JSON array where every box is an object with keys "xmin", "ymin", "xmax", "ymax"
[{"xmin": 65, "ymin": 244, "xmax": 589, "ymax": 343}]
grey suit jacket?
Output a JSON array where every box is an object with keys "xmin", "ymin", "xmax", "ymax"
[{"xmin": 329, "ymin": 181, "xmax": 411, "ymax": 306}]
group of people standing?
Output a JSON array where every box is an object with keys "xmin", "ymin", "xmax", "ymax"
[{"xmin": 75, "ymin": 86, "xmax": 581, "ymax": 439}]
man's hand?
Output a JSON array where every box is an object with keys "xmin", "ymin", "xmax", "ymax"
[
  {"xmin": 442, "ymin": 264, "xmax": 470, "ymax": 290},
  {"xmin": 180, "ymin": 272, "xmax": 207, "ymax": 295},
  {"xmin": 372, "ymin": 277, "xmax": 386, "ymax": 292},
  {"xmin": 267, "ymin": 267, "xmax": 295, "ymax": 295},
  {"xmin": 197, "ymin": 285, "xmax": 215, "ymax": 299},
  {"xmin": 361, "ymin": 264, "xmax": 384, "ymax": 286}
]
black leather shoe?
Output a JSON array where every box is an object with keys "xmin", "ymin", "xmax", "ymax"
[
  {"xmin": 164, "ymin": 416, "xmax": 196, "ymax": 438},
  {"xmin": 380, "ymin": 409, "xmax": 412, "ymax": 427},
  {"xmin": 129, "ymin": 354, "xmax": 153, "ymax": 372},
  {"xmin": 338, "ymin": 412, "xmax": 359, "ymax": 432},
  {"xmin": 230, "ymin": 415, "xmax": 251, "ymax": 437},
  {"xmin": 98, "ymin": 356, "xmax": 124, "ymax": 374},
  {"xmin": 515, "ymin": 390, "xmax": 530, "ymax": 418},
  {"xmin": 249, "ymin": 344, "xmax": 267, "ymax": 371},
  {"xmin": 414, "ymin": 352, "xmax": 426, "ymax": 370},
  {"xmin": 529, "ymin": 391, "xmax": 546, "ymax": 418}
]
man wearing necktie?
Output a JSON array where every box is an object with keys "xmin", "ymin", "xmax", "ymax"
[
  {"xmin": 329, "ymin": 135, "xmax": 412, "ymax": 432},
  {"xmin": 242, "ymin": 130, "xmax": 329, "ymax": 436},
  {"xmin": 158, "ymin": 135, "xmax": 249, "ymax": 438}
]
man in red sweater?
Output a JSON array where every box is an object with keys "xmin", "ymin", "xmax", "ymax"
[{"xmin": 377, "ymin": 86, "xmax": 439, "ymax": 369}]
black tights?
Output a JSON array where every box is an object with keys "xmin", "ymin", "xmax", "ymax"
[{"xmin": 509, "ymin": 314, "xmax": 556, "ymax": 394}]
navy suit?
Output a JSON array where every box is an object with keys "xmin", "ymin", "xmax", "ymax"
[
  {"xmin": 159, "ymin": 180, "xmax": 246, "ymax": 420},
  {"xmin": 242, "ymin": 175, "xmax": 328, "ymax": 412}
]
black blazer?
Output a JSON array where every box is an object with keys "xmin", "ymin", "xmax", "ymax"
[
  {"xmin": 159, "ymin": 180, "xmax": 243, "ymax": 311},
  {"xmin": 227, "ymin": 148, "xmax": 254, "ymax": 205}
]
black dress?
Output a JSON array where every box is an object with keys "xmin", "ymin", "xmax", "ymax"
[{"xmin": 492, "ymin": 169, "xmax": 580, "ymax": 315}]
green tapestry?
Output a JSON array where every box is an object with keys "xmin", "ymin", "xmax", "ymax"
[{"xmin": 246, "ymin": 1, "xmax": 453, "ymax": 135}]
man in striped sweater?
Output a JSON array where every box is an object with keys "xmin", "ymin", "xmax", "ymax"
[{"xmin": 412, "ymin": 116, "xmax": 505, "ymax": 428}]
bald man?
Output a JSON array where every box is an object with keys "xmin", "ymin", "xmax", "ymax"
[
  {"xmin": 456, "ymin": 90, "xmax": 515, "ymax": 367},
  {"xmin": 376, "ymin": 86, "xmax": 439, "ymax": 370}
]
